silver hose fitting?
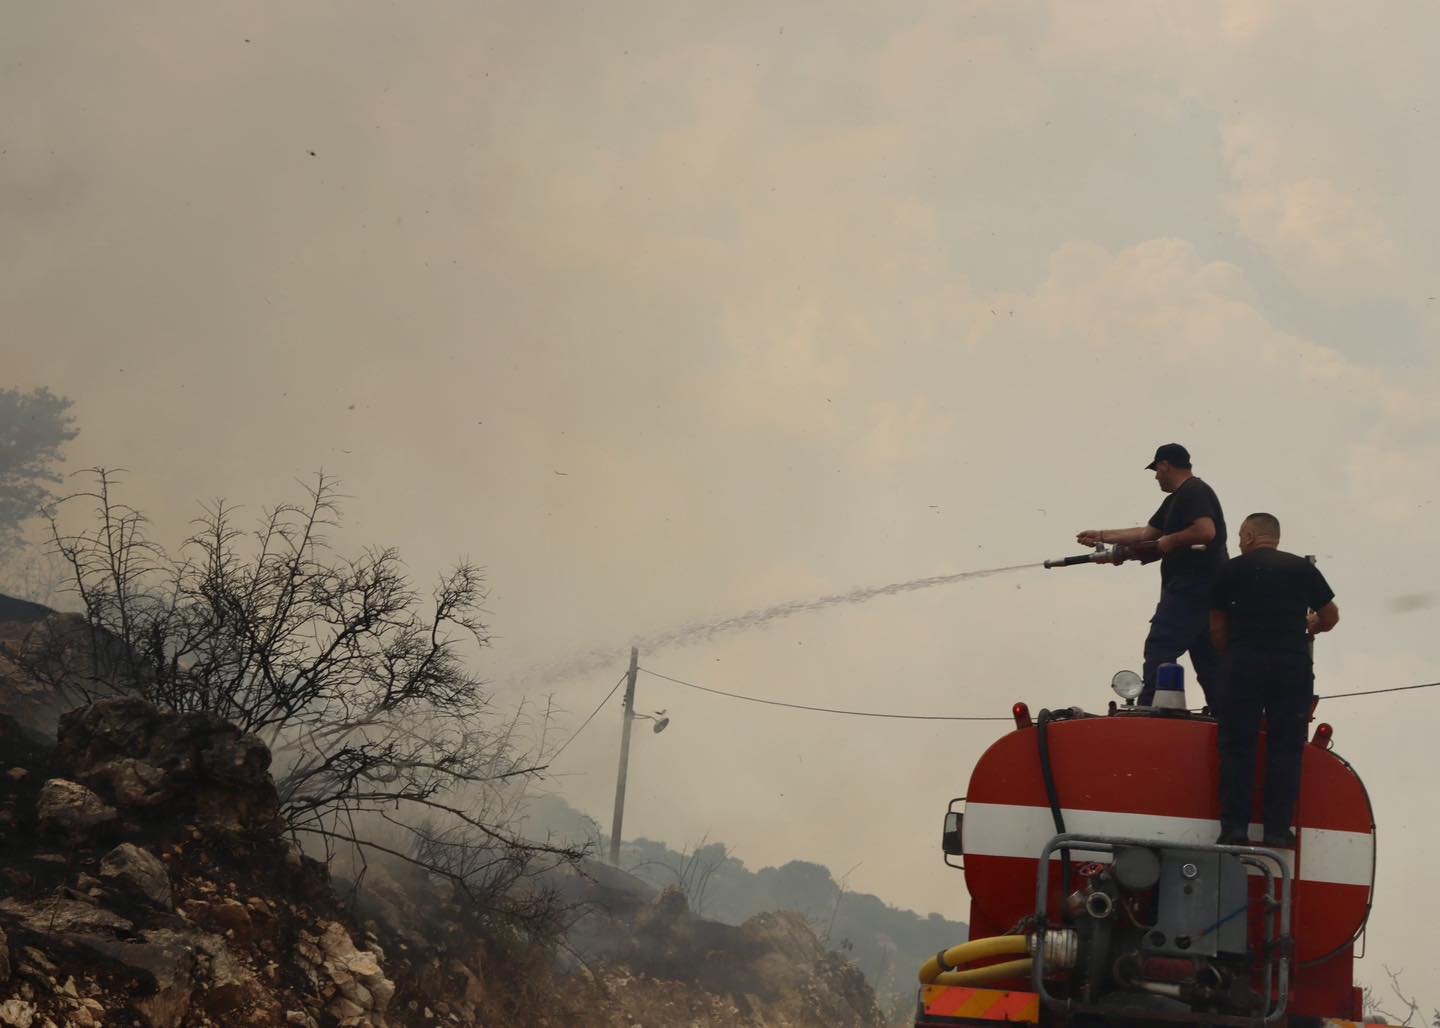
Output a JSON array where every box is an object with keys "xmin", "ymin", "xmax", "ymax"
[
  {"xmin": 1030, "ymin": 928, "xmax": 1079, "ymax": 968},
  {"xmin": 1085, "ymin": 890, "xmax": 1115, "ymax": 920}
]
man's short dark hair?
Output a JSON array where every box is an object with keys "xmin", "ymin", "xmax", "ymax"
[{"xmin": 1244, "ymin": 512, "xmax": 1281, "ymax": 539}]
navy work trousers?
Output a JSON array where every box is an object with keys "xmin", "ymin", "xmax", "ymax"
[
  {"xmin": 1140, "ymin": 584, "xmax": 1221, "ymax": 708},
  {"xmin": 1216, "ymin": 647, "xmax": 1314, "ymax": 837}
]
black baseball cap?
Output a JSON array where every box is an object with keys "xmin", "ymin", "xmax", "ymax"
[{"xmin": 1146, "ymin": 443, "xmax": 1191, "ymax": 470}]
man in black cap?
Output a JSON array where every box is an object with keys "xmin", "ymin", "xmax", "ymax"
[
  {"xmin": 1210, "ymin": 513, "xmax": 1339, "ymax": 847},
  {"xmin": 1077, "ymin": 443, "xmax": 1229, "ymax": 707}
]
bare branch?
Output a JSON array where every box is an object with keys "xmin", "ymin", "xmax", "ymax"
[{"xmin": 38, "ymin": 470, "xmax": 584, "ymax": 940}]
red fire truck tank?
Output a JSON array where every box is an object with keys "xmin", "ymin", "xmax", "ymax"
[{"xmin": 916, "ymin": 700, "xmax": 1378, "ymax": 1027}]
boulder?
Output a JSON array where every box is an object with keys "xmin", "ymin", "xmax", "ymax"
[
  {"xmin": 99, "ymin": 843, "xmax": 174, "ymax": 910},
  {"xmin": 89, "ymin": 931, "xmax": 198, "ymax": 1028},
  {"xmin": 0, "ymin": 896, "xmax": 133, "ymax": 936},
  {"xmin": 195, "ymin": 729, "xmax": 270, "ymax": 786},
  {"xmin": 87, "ymin": 757, "xmax": 169, "ymax": 808},
  {"xmin": 327, "ymin": 995, "xmax": 366, "ymax": 1021},
  {"xmin": 190, "ymin": 931, "xmax": 277, "ymax": 1020},
  {"xmin": 180, "ymin": 896, "xmax": 261, "ymax": 942},
  {"xmin": 36, "ymin": 778, "xmax": 118, "ymax": 836},
  {"xmin": 0, "ymin": 999, "xmax": 36, "ymax": 1028}
]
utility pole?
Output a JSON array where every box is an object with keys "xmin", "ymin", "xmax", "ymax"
[{"xmin": 608, "ymin": 646, "xmax": 639, "ymax": 865}]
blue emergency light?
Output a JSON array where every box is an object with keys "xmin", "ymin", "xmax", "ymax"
[{"xmin": 1153, "ymin": 662, "xmax": 1187, "ymax": 709}]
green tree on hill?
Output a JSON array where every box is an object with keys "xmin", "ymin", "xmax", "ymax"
[{"xmin": 0, "ymin": 386, "xmax": 78, "ymax": 562}]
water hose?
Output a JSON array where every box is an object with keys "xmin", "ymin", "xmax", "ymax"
[
  {"xmin": 917, "ymin": 934, "xmax": 1029, "ymax": 984},
  {"xmin": 1037, "ymin": 709, "xmax": 1073, "ymax": 891},
  {"xmin": 936, "ymin": 958, "xmax": 1034, "ymax": 987}
]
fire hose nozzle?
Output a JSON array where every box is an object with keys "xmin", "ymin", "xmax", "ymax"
[
  {"xmin": 1044, "ymin": 545, "xmax": 1108, "ymax": 569},
  {"xmin": 1044, "ymin": 541, "xmax": 1206, "ymax": 569}
]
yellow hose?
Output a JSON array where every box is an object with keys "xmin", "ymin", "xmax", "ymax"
[
  {"xmin": 917, "ymin": 934, "xmax": 1029, "ymax": 984},
  {"xmin": 935, "ymin": 958, "xmax": 1034, "ymax": 987}
]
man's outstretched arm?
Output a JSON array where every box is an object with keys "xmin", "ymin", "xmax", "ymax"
[{"xmin": 1076, "ymin": 525, "xmax": 1163, "ymax": 546}]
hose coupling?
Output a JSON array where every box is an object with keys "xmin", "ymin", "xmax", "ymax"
[{"xmin": 1030, "ymin": 928, "xmax": 1078, "ymax": 968}]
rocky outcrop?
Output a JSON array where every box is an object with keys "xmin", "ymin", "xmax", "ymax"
[
  {"xmin": 0, "ymin": 893, "xmax": 285, "ymax": 1028},
  {"xmin": 0, "ymin": 699, "xmax": 371, "ymax": 1027},
  {"xmin": 294, "ymin": 921, "xmax": 396, "ymax": 1025},
  {"xmin": 634, "ymin": 889, "xmax": 884, "ymax": 1026},
  {"xmin": 57, "ymin": 698, "xmax": 281, "ymax": 837},
  {"xmin": 0, "ymin": 605, "xmax": 123, "ymax": 739},
  {"xmin": 553, "ymin": 882, "xmax": 886, "ymax": 1028}
]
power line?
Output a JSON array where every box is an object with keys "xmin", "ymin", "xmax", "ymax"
[
  {"xmin": 1319, "ymin": 680, "xmax": 1440, "ymax": 700},
  {"xmin": 548, "ymin": 670, "xmax": 628, "ymax": 765},
  {"xmin": 638, "ymin": 666, "xmax": 1440, "ymax": 721},
  {"xmin": 638, "ymin": 667, "xmax": 1012, "ymax": 721}
]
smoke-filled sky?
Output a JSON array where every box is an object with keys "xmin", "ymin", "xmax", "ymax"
[{"xmin": 8, "ymin": 0, "xmax": 1440, "ymax": 995}]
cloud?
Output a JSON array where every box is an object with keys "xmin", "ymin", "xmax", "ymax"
[
  {"xmin": 1033, "ymin": 2, "xmax": 1437, "ymax": 318},
  {"xmin": 1222, "ymin": 118, "xmax": 1399, "ymax": 297},
  {"xmin": 863, "ymin": 14, "xmax": 1047, "ymax": 129},
  {"xmin": 1342, "ymin": 441, "xmax": 1438, "ymax": 525},
  {"xmin": 1038, "ymin": 1, "xmax": 1279, "ymax": 71}
]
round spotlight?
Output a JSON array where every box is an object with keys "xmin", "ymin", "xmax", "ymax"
[{"xmin": 1111, "ymin": 670, "xmax": 1144, "ymax": 703}]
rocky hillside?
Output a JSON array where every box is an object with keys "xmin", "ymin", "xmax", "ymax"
[
  {"xmin": 555, "ymin": 871, "xmax": 882, "ymax": 1027},
  {"xmin": 0, "ymin": 699, "xmax": 395, "ymax": 1027},
  {"xmin": 0, "ymin": 600, "xmax": 885, "ymax": 1028}
]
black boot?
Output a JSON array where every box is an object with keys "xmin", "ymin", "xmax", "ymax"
[
  {"xmin": 1262, "ymin": 827, "xmax": 1297, "ymax": 849},
  {"xmin": 1216, "ymin": 826, "xmax": 1248, "ymax": 846}
]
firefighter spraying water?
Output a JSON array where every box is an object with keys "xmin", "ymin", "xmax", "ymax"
[{"xmin": 1064, "ymin": 443, "xmax": 1230, "ymax": 708}]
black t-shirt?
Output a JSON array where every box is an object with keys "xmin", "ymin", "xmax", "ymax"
[
  {"xmin": 1148, "ymin": 477, "xmax": 1228, "ymax": 589},
  {"xmin": 1211, "ymin": 549, "xmax": 1335, "ymax": 656}
]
